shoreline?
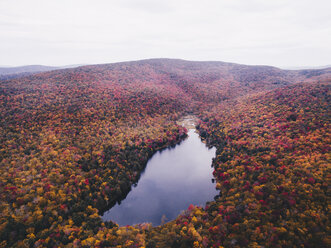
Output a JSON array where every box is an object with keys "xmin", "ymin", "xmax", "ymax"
[{"xmin": 176, "ymin": 115, "xmax": 198, "ymax": 130}]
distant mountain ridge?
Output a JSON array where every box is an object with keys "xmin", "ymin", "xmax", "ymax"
[
  {"xmin": 1, "ymin": 59, "xmax": 330, "ymax": 75},
  {"xmin": 0, "ymin": 65, "xmax": 59, "ymax": 75},
  {"xmin": 283, "ymin": 64, "xmax": 331, "ymax": 70},
  {"xmin": 0, "ymin": 64, "xmax": 86, "ymax": 80}
]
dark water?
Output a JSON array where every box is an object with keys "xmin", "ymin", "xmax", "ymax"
[{"xmin": 102, "ymin": 129, "xmax": 217, "ymax": 226}]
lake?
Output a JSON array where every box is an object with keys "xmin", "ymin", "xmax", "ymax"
[{"xmin": 102, "ymin": 128, "xmax": 217, "ymax": 226}]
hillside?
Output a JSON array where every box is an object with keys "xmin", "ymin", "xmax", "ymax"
[
  {"xmin": 193, "ymin": 82, "xmax": 330, "ymax": 247},
  {"xmin": 0, "ymin": 59, "xmax": 330, "ymax": 247},
  {"xmin": 3, "ymin": 59, "xmax": 330, "ymax": 107}
]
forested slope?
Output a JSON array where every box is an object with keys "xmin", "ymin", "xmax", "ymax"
[{"xmin": 0, "ymin": 59, "xmax": 330, "ymax": 247}]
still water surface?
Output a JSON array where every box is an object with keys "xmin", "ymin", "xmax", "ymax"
[{"xmin": 102, "ymin": 129, "xmax": 217, "ymax": 226}]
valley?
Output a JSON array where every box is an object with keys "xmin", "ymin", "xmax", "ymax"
[{"xmin": 0, "ymin": 59, "xmax": 330, "ymax": 247}]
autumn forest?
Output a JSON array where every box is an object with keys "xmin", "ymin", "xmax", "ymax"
[{"xmin": 0, "ymin": 59, "xmax": 330, "ymax": 247}]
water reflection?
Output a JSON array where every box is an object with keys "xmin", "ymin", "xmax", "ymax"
[{"xmin": 102, "ymin": 129, "xmax": 217, "ymax": 226}]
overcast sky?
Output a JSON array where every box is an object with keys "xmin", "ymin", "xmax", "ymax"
[{"xmin": 0, "ymin": 0, "xmax": 330, "ymax": 68}]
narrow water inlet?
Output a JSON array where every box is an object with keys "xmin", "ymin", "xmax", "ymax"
[{"xmin": 102, "ymin": 128, "xmax": 217, "ymax": 226}]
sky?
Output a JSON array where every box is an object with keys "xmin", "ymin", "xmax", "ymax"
[{"xmin": 0, "ymin": 0, "xmax": 330, "ymax": 68}]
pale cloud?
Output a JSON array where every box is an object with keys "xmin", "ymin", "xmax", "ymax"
[{"xmin": 0, "ymin": 0, "xmax": 330, "ymax": 68}]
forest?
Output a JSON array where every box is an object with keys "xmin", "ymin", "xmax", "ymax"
[{"xmin": 0, "ymin": 59, "xmax": 330, "ymax": 247}]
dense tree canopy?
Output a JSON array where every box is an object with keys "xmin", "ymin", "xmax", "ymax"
[{"xmin": 0, "ymin": 59, "xmax": 330, "ymax": 247}]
